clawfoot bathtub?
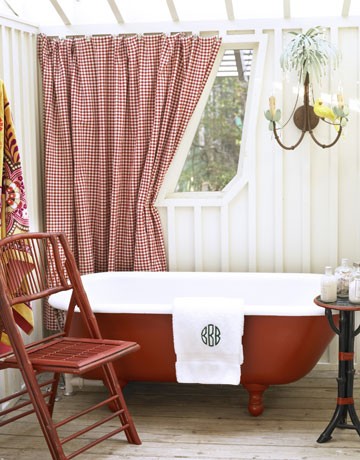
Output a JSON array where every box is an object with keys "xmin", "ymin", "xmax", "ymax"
[{"xmin": 50, "ymin": 271, "xmax": 337, "ymax": 416}]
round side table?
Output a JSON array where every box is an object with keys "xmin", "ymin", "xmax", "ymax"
[{"xmin": 314, "ymin": 295, "xmax": 360, "ymax": 443}]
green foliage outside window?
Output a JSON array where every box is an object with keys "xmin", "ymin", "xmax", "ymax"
[{"xmin": 176, "ymin": 71, "xmax": 249, "ymax": 192}]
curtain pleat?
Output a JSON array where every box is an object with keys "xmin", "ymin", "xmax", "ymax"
[{"xmin": 38, "ymin": 33, "xmax": 221, "ymax": 329}]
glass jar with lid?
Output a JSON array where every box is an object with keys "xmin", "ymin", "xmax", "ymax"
[
  {"xmin": 335, "ymin": 258, "xmax": 352, "ymax": 298},
  {"xmin": 320, "ymin": 266, "xmax": 337, "ymax": 302},
  {"xmin": 349, "ymin": 262, "xmax": 360, "ymax": 304}
]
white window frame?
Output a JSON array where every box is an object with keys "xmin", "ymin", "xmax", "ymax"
[{"xmin": 156, "ymin": 33, "xmax": 268, "ymax": 208}]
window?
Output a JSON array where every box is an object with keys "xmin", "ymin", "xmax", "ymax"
[{"xmin": 176, "ymin": 48, "xmax": 252, "ymax": 192}]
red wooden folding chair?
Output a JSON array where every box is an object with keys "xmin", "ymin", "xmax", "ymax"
[{"xmin": 0, "ymin": 232, "xmax": 141, "ymax": 459}]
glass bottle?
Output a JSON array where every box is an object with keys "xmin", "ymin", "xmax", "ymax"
[
  {"xmin": 320, "ymin": 266, "xmax": 337, "ymax": 302},
  {"xmin": 349, "ymin": 262, "xmax": 360, "ymax": 304},
  {"xmin": 335, "ymin": 258, "xmax": 352, "ymax": 298}
]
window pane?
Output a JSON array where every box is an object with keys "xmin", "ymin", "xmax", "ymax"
[{"xmin": 176, "ymin": 49, "xmax": 252, "ymax": 192}]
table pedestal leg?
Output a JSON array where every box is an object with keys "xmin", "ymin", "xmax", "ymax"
[{"xmin": 317, "ymin": 310, "xmax": 360, "ymax": 443}]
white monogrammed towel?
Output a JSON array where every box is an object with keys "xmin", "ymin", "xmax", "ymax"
[{"xmin": 172, "ymin": 297, "xmax": 244, "ymax": 385}]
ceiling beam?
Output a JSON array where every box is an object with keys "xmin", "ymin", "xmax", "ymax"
[
  {"xmin": 107, "ymin": 0, "xmax": 124, "ymax": 24},
  {"xmin": 283, "ymin": 0, "xmax": 291, "ymax": 19},
  {"xmin": 166, "ymin": 0, "xmax": 179, "ymax": 22},
  {"xmin": 225, "ymin": 0, "xmax": 235, "ymax": 20},
  {"xmin": 3, "ymin": 0, "xmax": 18, "ymax": 16},
  {"xmin": 342, "ymin": 0, "xmax": 351, "ymax": 17},
  {"xmin": 49, "ymin": 0, "xmax": 71, "ymax": 26}
]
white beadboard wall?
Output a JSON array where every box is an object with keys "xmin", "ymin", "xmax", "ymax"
[
  {"xmin": 1, "ymin": 17, "xmax": 360, "ymax": 401},
  {"xmin": 0, "ymin": 15, "xmax": 43, "ymax": 405},
  {"xmin": 157, "ymin": 25, "xmax": 360, "ymax": 367}
]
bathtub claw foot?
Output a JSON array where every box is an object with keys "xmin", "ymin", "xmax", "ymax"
[{"xmin": 243, "ymin": 384, "xmax": 269, "ymax": 416}]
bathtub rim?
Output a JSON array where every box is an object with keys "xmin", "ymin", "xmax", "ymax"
[{"xmin": 49, "ymin": 271, "xmax": 327, "ymax": 317}]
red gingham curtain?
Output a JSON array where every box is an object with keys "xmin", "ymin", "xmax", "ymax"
[{"xmin": 38, "ymin": 33, "xmax": 221, "ymax": 328}]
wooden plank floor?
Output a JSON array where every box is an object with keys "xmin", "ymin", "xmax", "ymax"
[{"xmin": 1, "ymin": 370, "xmax": 360, "ymax": 459}]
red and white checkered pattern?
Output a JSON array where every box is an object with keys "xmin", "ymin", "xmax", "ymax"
[{"xmin": 38, "ymin": 33, "xmax": 221, "ymax": 329}]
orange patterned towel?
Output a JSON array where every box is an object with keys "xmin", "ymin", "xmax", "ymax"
[{"xmin": 0, "ymin": 80, "xmax": 33, "ymax": 346}]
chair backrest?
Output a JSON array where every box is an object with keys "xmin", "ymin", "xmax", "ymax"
[
  {"xmin": 0, "ymin": 232, "xmax": 73, "ymax": 306},
  {"xmin": 0, "ymin": 232, "xmax": 101, "ymax": 346}
]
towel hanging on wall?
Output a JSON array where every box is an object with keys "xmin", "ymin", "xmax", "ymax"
[
  {"xmin": 172, "ymin": 297, "xmax": 244, "ymax": 385},
  {"xmin": 0, "ymin": 80, "xmax": 33, "ymax": 347}
]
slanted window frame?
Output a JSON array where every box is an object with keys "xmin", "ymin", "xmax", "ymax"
[{"xmin": 156, "ymin": 33, "xmax": 268, "ymax": 206}]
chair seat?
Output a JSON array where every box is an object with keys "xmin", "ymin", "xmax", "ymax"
[{"xmin": 4, "ymin": 337, "xmax": 140, "ymax": 374}]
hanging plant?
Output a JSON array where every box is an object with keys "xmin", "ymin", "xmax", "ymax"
[{"xmin": 280, "ymin": 26, "xmax": 341, "ymax": 83}]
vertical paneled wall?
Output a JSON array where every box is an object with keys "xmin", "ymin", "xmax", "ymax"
[
  {"xmin": 0, "ymin": 16, "xmax": 42, "ymax": 404},
  {"xmin": 0, "ymin": 19, "xmax": 358, "ymax": 391},
  {"xmin": 157, "ymin": 25, "xmax": 360, "ymax": 367}
]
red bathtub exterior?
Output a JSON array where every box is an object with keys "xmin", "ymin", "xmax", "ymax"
[{"xmin": 69, "ymin": 311, "xmax": 337, "ymax": 416}]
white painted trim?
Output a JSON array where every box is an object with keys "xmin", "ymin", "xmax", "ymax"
[
  {"xmin": 220, "ymin": 206, "xmax": 229, "ymax": 270},
  {"xmin": 38, "ymin": 16, "xmax": 360, "ymax": 37},
  {"xmin": 156, "ymin": 40, "xmax": 225, "ymax": 203},
  {"xmin": 161, "ymin": 197, "xmax": 224, "ymax": 208},
  {"xmin": 157, "ymin": 34, "xmax": 268, "ymax": 209},
  {"xmin": 194, "ymin": 207, "xmax": 203, "ymax": 271},
  {"xmin": 167, "ymin": 205, "xmax": 177, "ymax": 270},
  {"xmin": 0, "ymin": 13, "xmax": 38, "ymax": 32},
  {"xmin": 224, "ymin": 34, "xmax": 268, "ymax": 205}
]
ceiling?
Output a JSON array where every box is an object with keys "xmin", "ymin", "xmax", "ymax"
[{"xmin": 0, "ymin": 0, "xmax": 359, "ymax": 29}]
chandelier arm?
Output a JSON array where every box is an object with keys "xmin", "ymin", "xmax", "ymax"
[
  {"xmin": 307, "ymin": 124, "xmax": 343, "ymax": 149},
  {"xmin": 272, "ymin": 122, "xmax": 307, "ymax": 150}
]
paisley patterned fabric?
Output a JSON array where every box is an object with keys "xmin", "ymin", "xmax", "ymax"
[{"xmin": 0, "ymin": 80, "xmax": 33, "ymax": 346}]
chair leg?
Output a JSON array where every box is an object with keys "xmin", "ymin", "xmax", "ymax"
[
  {"xmin": 101, "ymin": 362, "xmax": 141, "ymax": 445},
  {"xmin": 47, "ymin": 372, "xmax": 62, "ymax": 417},
  {"xmin": 20, "ymin": 367, "xmax": 67, "ymax": 460}
]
